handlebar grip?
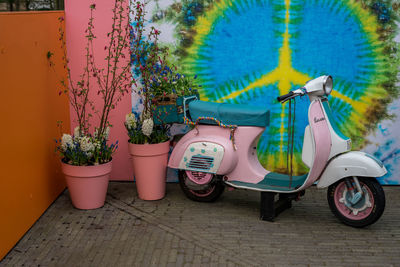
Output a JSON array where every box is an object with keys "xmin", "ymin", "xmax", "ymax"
[{"xmin": 277, "ymin": 91, "xmax": 294, "ymax": 102}]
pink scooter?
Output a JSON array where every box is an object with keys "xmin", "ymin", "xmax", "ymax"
[{"xmin": 169, "ymin": 76, "xmax": 386, "ymax": 227}]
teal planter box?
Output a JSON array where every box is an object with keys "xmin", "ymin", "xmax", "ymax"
[{"xmin": 153, "ymin": 94, "xmax": 199, "ymax": 125}]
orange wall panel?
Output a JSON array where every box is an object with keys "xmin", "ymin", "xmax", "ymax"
[{"xmin": 0, "ymin": 11, "xmax": 70, "ymax": 260}]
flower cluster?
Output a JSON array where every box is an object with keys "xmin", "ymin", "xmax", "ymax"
[
  {"xmin": 56, "ymin": 127, "xmax": 117, "ymax": 166},
  {"xmin": 149, "ymin": 64, "xmax": 200, "ymax": 98},
  {"xmin": 124, "ymin": 111, "xmax": 168, "ymax": 144}
]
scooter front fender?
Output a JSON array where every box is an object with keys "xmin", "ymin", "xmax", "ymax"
[
  {"xmin": 169, "ymin": 125, "xmax": 238, "ymax": 174},
  {"xmin": 317, "ymin": 151, "xmax": 387, "ymax": 188}
]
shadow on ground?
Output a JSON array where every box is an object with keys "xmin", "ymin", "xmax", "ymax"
[{"xmin": 1, "ymin": 183, "xmax": 400, "ymax": 266}]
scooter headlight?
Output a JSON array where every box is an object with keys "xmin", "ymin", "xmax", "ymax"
[{"xmin": 323, "ymin": 75, "xmax": 333, "ymax": 95}]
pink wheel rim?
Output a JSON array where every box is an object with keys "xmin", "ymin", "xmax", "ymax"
[
  {"xmin": 186, "ymin": 170, "xmax": 213, "ymax": 185},
  {"xmin": 333, "ymin": 180, "xmax": 374, "ymax": 220},
  {"xmin": 185, "ymin": 171, "xmax": 215, "ymax": 197}
]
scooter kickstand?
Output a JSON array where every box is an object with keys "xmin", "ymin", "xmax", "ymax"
[{"xmin": 260, "ymin": 192, "xmax": 293, "ymax": 221}]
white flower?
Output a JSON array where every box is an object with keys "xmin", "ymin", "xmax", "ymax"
[
  {"xmin": 74, "ymin": 126, "xmax": 81, "ymax": 137},
  {"xmin": 94, "ymin": 127, "xmax": 110, "ymax": 140},
  {"xmin": 94, "ymin": 140, "xmax": 101, "ymax": 150},
  {"xmin": 61, "ymin": 134, "xmax": 74, "ymax": 151},
  {"xmin": 142, "ymin": 118, "xmax": 154, "ymax": 137},
  {"xmin": 125, "ymin": 113, "xmax": 137, "ymax": 129},
  {"xmin": 79, "ymin": 136, "xmax": 95, "ymax": 153},
  {"xmin": 104, "ymin": 127, "xmax": 110, "ymax": 140}
]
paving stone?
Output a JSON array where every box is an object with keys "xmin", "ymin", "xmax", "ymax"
[{"xmin": 1, "ymin": 183, "xmax": 399, "ymax": 266}]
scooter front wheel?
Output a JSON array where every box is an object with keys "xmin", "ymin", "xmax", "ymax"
[
  {"xmin": 179, "ymin": 170, "xmax": 225, "ymax": 202},
  {"xmin": 327, "ymin": 177, "xmax": 385, "ymax": 228}
]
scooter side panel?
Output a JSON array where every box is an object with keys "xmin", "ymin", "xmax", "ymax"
[
  {"xmin": 168, "ymin": 125, "xmax": 238, "ymax": 174},
  {"xmin": 225, "ymin": 126, "xmax": 268, "ymax": 183},
  {"xmin": 316, "ymin": 151, "xmax": 387, "ymax": 188},
  {"xmin": 300, "ymin": 100, "xmax": 332, "ymax": 189}
]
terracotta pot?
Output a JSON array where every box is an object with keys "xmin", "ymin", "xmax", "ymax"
[
  {"xmin": 128, "ymin": 140, "xmax": 170, "ymax": 200},
  {"xmin": 61, "ymin": 161, "xmax": 112, "ymax": 209}
]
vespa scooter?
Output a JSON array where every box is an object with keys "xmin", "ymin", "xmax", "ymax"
[{"xmin": 168, "ymin": 75, "xmax": 386, "ymax": 227}]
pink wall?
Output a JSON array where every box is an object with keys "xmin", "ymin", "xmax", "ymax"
[{"xmin": 65, "ymin": 0, "xmax": 133, "ymax": 180}]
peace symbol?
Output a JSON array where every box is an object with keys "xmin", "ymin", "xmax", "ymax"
[{"xmin": 170, "ymin": 0, "xmax": 390, "ymax": 174}]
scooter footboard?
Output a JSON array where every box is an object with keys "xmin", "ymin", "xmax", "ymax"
[{"xmin": 317, "ymin": 151, "xmax": 387, "ymax": 188}]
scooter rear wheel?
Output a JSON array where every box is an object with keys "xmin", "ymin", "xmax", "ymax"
[
  {"xmin": 179, "ymin": 170, "xmax": 225, "ymax": 202},
  {"xmin": 327, "ymin": 177, "xmax": 385, "ymax": 228}
]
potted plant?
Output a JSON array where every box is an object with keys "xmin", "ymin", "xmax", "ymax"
[
  {"xmin": 57, "ymin": 127, "xmax": 117, "ymax": 209},
  {"xmin": 125, "ymin": 110, "xmax": 170, "ymax": 200},
  {"xmin": 124, "ymin": 0, "xmax": 171, "ymax": 201},
  {"xmin": 125, "ymin": 0, "xmax": 202, "ymax": 200},
  {"xmin": 125, "ymin": 65, "xmax": 201, "ymax": 200},
  {"xmin": 51, "ymin": 0, "xmax": 132, "ymax": 209}
]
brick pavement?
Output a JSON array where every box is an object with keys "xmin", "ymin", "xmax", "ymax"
[{"xmin": 1, "ymin": 183, "xmax": 400, "ymax": 266}]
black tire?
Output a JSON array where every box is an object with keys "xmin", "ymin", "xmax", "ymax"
[
  {"xmin": 327, "ymin": 177, "xmax": 385, "ymax": 228},
  {"xmin": 178, "ymin": 170, "xmax": 225, "ymax": 202}
]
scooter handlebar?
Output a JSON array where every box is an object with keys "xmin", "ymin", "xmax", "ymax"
[{"xmin": 277, "ymin": 91, "xmax": 294, "ymax": 102}]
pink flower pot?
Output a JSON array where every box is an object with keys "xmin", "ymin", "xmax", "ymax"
[
  {"xmin": 128, "ymin": 140, "xmax": 170, "ymax": 200},
  {"xmin": 61, "ymin": 161, "xmax": 112, "ymax": 209}
]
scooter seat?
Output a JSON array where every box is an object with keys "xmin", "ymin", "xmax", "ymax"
[{"xmin": 188, "ymin": 100, "xmax": 270, "ymax": 127}]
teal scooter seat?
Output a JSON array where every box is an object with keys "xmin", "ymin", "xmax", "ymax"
[{"xmin": 188, "ymin": 100, "xmax": 270, "ymax": 127}]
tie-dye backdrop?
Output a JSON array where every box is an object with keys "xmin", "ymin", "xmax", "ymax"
[{"xmin": 131, "ymin": 0, "xmax": 400, "ymax": 184}]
